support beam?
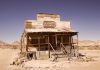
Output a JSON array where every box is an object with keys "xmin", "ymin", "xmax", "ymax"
[
  {"xmin": 61, "ymin": 36, "xmax": 63, "ymax": 43},
  {"xmin": 48, "ymin": 35, "xmax": 50, "ymax": 58},
  {"xmin": 26, "ymin": 34, "xmax": 28, "ymax": 52},
  {"xmin": 61, "ymin": 36, "xmax": 63, "ymax": 51},
  {"xmin": 38, "ymin": 36, "xmax": 40, "ymax": 58},
  {"xmin": 71, "ymin": 36, "xmax": 74, "ymax": 48},
  {"xmin": 68, "ymin": 35, "xmax": 72, "ymax": 60},
  {"xmin": 55, "ymin": 35, "xmax": 57, "ymax": 48},
  {"xmin": 76, "ymin": 34, "xmax": 79, "ymax": 57},
  {"xmin": 69, "ymin": 35, "xmax": 71, "ymax": 47}
]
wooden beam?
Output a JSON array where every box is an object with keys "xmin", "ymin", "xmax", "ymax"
[
  {"xmin": 38, "ymin": 36, "xmax": 40, "ymax": 58},
  {"xmin": 61, "ymin": 36, "xmax": 63, "ymax": 43},
  {"xmin": 48, "ymin": 35, "xmax": 50, "ymax": 58},
  {"xmin": 55, "ymin": 35, "xmax": 57, "ymax": 47},
  {"xmin": 71, "ymin": 36, "xmax": 74, "ymax": 48},
  {"xmin": 26, "ymin": 33, "xmax": 28, "ymax": 52},
  {"xmin": 76, "ymin": 34, "xmax": 79, "ymax": 58},
  {"xmin": 68, "ymin": 35, "xmax": 72, "ymax": 60},
  {"xmin": 60, "ymin": 36, "xmax": 63, "ymax": 51}
]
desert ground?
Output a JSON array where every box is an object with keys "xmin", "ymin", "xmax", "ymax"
[
  {"xmin": 0, "ymin": 48, "xmax": 100, "ymax": 70},
  {"xmin": 0, "ymin": 48, "xmax": 24, "ymax": 70}
]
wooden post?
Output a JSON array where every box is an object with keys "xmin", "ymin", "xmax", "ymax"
[
  {"xmin": 76, "ymin": 34, "xmax": 79, "ymax": 57},
  {"xmin": 69, "ymin": 35, "xmax": 71, "ymax": 48},
  {"xmin": 61, "ymin": 36, "xmax": 63, "ymax": 51},
  {"xmin": 55, "ymin": 35, "xmax": 57, "ymax": 47},
  {"xmin": 71, "ymin": 36, "xmax": 74, "ymax": 57},
  {"xmin": 72, "ymin": 36, "xmax": 75, "ymax": 49},
  {"xmin": 68, "ymin": 34, "xmax": 71, "ymax": 60},
  {"xmin": 26, "ymin": 33, "xmax": 28, "ymax": 52},
  {"xmin": 61, "ymin": 36, "xmax": 63, "ymax": 43},
  {"xmin": 48, "ymin": 35, "xmax": 50, "ymax": 58},
  {"xmin": 38, "ymin": 36, "xmax": 40, "ymax": 58},
  {"xmin": 71, "ymin": 36, "xmax": 73, "ymax": 48}
]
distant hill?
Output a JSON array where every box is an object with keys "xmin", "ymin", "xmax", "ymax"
[
  {"xmin": 0, "ymin": 40, "xmax": 10, "ymax": 48},
  {"xmin": 11, "ymin": 41, "xmax": 21, "ymax": 49},
  {"xmin": 0, "ymin": 40, "xmax": 6, "ymax": 45},
  {"xmin": 78, "ymin": 40, "xmax": 100, "ymax": 50},
  {"xmin": 78, "ymin": 40, "xmax": 100, "ymax": 46},
  {"xmin": 0, "ymin": 40, "xmax": 21, "ymax": 49},
  {"xmin": 11, "ymin": 41, "xmax": 20, "ymax": 45}
]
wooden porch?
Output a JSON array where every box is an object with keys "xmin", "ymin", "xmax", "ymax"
[{"xmin": 21, "ymin": 32, "xmax": 78, "ymax": 60}]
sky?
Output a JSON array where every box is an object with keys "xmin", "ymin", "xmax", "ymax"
[{"xmin": 0, "ymin": 0, "xmax": 100, "ymax": 43}]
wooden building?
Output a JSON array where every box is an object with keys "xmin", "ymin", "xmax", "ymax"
[{"xmin": 21, "ymin": 13, "xmax": 78, "ymax": 60}]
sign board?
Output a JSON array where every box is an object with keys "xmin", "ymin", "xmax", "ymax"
[{"xmin": 43, "ymin": 21, "xmax": 56, "ymax": 28}]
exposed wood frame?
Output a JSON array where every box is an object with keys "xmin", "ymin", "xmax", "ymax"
[
  {"xmin": 26, "ymin": 33, "xmax": 28, "ymax": 52},
  {"xmin": 47, "ymin": 35, "xmax": 50, "ymax": 58},
  {"xmin": 38, "ymin": 36, "xmax": 40, "ymax": 58}
]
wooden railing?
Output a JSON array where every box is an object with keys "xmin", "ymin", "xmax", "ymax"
[
  {"xmin": 60, "ymin": 43, "xmax": 68, "ymax": 57},
  {"xmin": 48, "ymin": 43, "xmax": 56, "ymax": 54}
]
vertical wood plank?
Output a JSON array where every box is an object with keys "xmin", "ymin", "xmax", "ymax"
[
  {"xmin": 48, "ymin": 35, "xmax": 50, "ymax": 58},
  {"xmin": 38, "ymin": 36, "xmax": 40, "ymax": 58}
]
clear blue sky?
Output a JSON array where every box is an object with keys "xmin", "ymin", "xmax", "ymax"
[{"xmin": 0, "ymin": 0, "xmax": 100, "ymax": 43}]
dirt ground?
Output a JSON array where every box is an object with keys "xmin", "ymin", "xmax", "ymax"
[
  {"xmin": 0, "ymin": 48, "xmax": 24, "ymax": 70},
  {"xmin": 0, "ymin": 48, "xmax": 100, "ymax": 70}
]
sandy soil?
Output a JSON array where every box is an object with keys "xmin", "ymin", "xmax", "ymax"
[
  {"xmin": 0, "ymin": 48, "xmax": 24, "ymax": 70},
  {"xmin": 0, "ymin": 48, "xmax": 100, "ymax": 70},
  {"xmin": 21, "ymin": 50, "xmax": 100, "ymax": 70}
]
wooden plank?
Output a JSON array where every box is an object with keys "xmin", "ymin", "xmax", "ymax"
[
  {"xmin": 68, "ymin": 35, "xmax": 71, "ymax": 60},
  {"xmin": 26, "ymin": 33, "xmax": 28, "ymax": 52},
  {"xmin": 48, "ymin": 36, "xmax": 50, "ymax": 58},
  {"xmin": 55, "ymin": 35, "xmax": 57, "ymax": 47},
  {"xmin": 38, "ymin": 37, "xmax": 40, "ymax": 58}
]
